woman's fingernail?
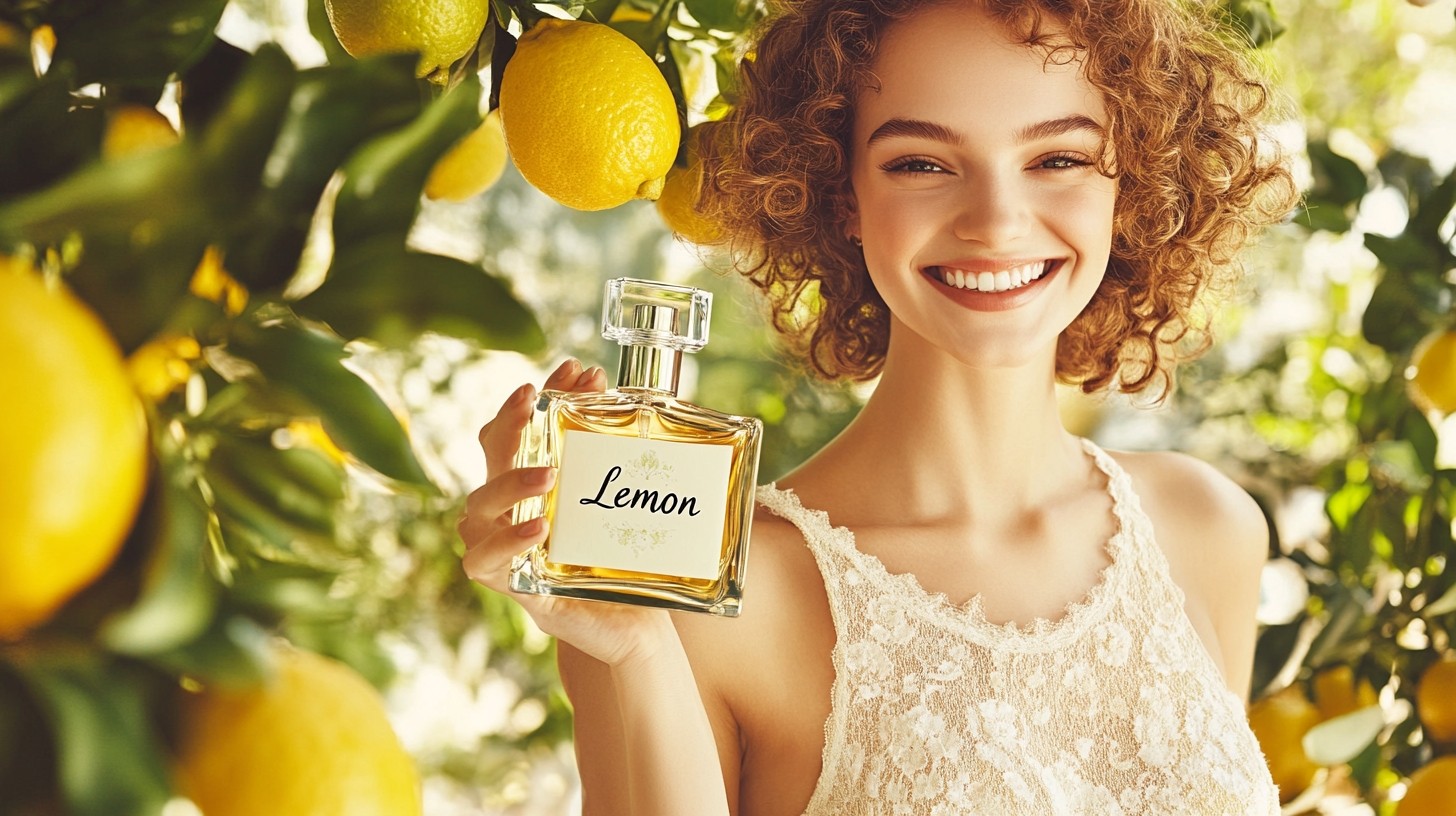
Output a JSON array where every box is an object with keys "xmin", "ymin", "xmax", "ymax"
[
  {"xmin": 509, "ymin": 383, "xmax": 531, "ymax": 405},
  {"xmin": 527, "ymin": 467, "xmax": 556, "ymax": 487},
  {"xmin": 552, "ymin": 358, "xmax": 580, "ymax": 380},
  {"xmin": 517, "ymin": 517, "xmax": 545, "ymax": 537}
]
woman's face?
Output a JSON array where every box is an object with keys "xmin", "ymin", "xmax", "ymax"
[{"xmin": 848, "ymin": 2, "xmax": 1117, "ymax": 372}]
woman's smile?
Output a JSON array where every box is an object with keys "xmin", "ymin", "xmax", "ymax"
[{"xmin": 921, "ymin": 260, "xmax": 1063, "ymax": 312}]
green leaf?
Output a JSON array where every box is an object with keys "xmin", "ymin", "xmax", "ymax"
[
  {"xmin": 1402, "ymin": 410, "xmax": 1439, "ymax": 474},
  {"xmin": 1371, "ymin": 440, "xmax": 1429, "ymax": 493},
  {"xmin": 1409, "ymin": 168, "xmax": 1456, "ymax": 246},
  {"xmin": 47, "ymin": 0, "xmax": 227, "ymax": 94},
  {"xmin": 1361, "ymin": 268, "xmax": 1434, "ymax": 354},
  {"xmin": 0, "ymin": 64, "xmax": 103, "ymax": 200},
  {"xmin": 147, "ymin": 613, "xmax": 274, "ymax": 691},
  {"xmin": 101, "ymin": 463, "xmax": 219, "ymax": 656},
  {"xmin": 306, "ymin": 0, "xmax": 353, "ymax": 64},
  {"xmin": 1292, "ymin": 197, "xmax": 1353, "ymax": 233},
  {"xmin": 1365, "ymin": 233, "xmax": 1444, "ymax": 278},
  {"xmin": 224, "ymin": 317, "xmax": 435, "ymax": 487},
  {"xmin": 1306, "ymin": 140, "xmax": 1369, "ymax": 209},
  {"xmin": 332, "ymin": 74, "xmax": 482, "ymax": 248},
  {"xmin": 9, "ymin": 652, "xmax": 170, "ymax": 816},
  {"xmin": 1326, "ymin": 481, "xmax": 1372, "ymax": 530},
  {"xmin": 304, "ymin": 236, "xmax": 545, "ymax": 351},
  {"xmin": 683, "ymin": 0, "xmax": 754, "ymax": 32},
  {"xmin": 1218, "ymin": 0, "xmax": 1285, "ymax": 47},
  {"xmin": 192, "ymin": 44, "xmax": 299, "ymax": 207},
  {"xmin": 64, "ymin": 229, "xmax": 209, "ymax": 353},
  {"xmin": 209, "ymin": 433, "xmax": 343, "ymax": 536},
  {"xmin": 222, "ymin": 54, "xmax": 423, "ymax": 292},
  {"xmin": 1302, "ymin": 705, "xmax": 1384, "ymax": 766}
]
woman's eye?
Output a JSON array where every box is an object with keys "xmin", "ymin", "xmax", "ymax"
[
  {"xmin": 1037, "ymin": 154, "xmax": 1091, "ymax": 170},
  {"xmin": 883, "ymin": 157, "xmax": 945, "ymax": 175}
]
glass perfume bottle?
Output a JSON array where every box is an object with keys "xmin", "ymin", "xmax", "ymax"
[{"xmin": 510, "ymin": 278, "xmax": 763, "ymax": 617}]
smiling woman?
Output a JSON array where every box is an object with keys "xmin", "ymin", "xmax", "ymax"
[{"xmin": 457, "ymin": 0, "xmax": 1301, "ymax": 814}]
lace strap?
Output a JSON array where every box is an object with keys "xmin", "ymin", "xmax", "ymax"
[{"xmin": 1078, "ymin": 439, "xmax": 1184, "ymax": 605}]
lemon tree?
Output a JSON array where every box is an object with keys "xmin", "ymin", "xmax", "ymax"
[{"xmin": 0, "ymin": 2, "xmax": 549, "ymax": 812}]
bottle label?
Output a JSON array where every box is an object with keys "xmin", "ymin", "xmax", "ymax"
[{"xmin": 550, "ymin": 430, "xmax": 733, "ymax": 580}]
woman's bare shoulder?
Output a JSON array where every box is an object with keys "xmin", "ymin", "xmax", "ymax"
[{"xmin": 1105, "ymin": 447, "xmax": 1267, "ymax": 553}]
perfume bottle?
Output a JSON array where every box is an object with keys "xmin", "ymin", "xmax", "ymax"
[{"xmin": 510, "ymin": 278, "xmax": 763, "ymax": 617}]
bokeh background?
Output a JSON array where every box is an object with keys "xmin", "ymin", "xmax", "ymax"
[{"xmin": 1, "ymin": 0, "xmax": 1454, "ymax": 814}]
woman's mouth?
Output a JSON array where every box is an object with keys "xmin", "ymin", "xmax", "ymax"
[
  {"xmin": 929, "ymin": 260, "xmax": 1053, "ymax": 293},
  {"xmin": 920, "ymin": 260, "xmax": 1063, "ymax": 312}
]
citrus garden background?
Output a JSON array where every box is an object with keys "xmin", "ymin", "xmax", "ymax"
[{"xmin": 0, "ymin": 0, "xmax": 1454, "ymax": 813}]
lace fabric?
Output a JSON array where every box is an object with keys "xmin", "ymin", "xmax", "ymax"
[{"xmin": 756, "ymin": 439, "xmax": 1279, "ymax": 816}]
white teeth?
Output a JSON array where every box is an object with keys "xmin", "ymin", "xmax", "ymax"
[{"xmin": 936, "ymin": 261, "xmax": 1050, "ymax": 292}]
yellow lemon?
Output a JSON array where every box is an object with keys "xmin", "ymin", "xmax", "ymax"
[
  {"xmin": 656, "ymin": 124, "xmax": 723, "ymax": 244},
  {"xmin": 500, "ymin": 19, "xmax": 678, "ymax": 211},
  {"xmin": 1417, "ymin": 658, "xmax": 1456, "ymax": 744},
  {"xmin": 102, "ymin": 105, "xmax": 179, "ymax": 159},
  {"xmin": 425, "ymin": 108, "xmax": 508, "ymax": 201},
  {"xmin": 175, "ymin": 645, "xmax": 421, "ymax": 816},
  {"xmin": 0, "ymin": 264, "xmax": 148, "ymax": 638},
  {"xmin": 1247, "ymin": 685, "xmax": 1322, "ymax": 803},
  {"xmin": 1398, "ymin": 756, "xmax": 1456, "ymax": 816},
  {"xmin": 1312, "ymin": 664, "xmax": 1379, "ymax": 721},
  {"xmin": 324, "ymin": 0, "xmax": 487, "ymax": 80},
  {"xmin": 1409, "ymin": 329, "xmax": 1456, "ymax": 414}
]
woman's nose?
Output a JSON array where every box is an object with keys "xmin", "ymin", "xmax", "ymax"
[{"xmin": 951, "ymin": 178, "xmax": 1031, "ymax": 245}]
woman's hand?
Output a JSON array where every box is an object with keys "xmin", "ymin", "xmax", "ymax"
[{"xmin": 459, "ymin": 358, "xmax": 677, "ymax": 669}]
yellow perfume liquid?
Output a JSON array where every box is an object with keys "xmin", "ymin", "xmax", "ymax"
[{"xmin": 510, "ymin": 279, "xmax": 763, "ymax": 616}]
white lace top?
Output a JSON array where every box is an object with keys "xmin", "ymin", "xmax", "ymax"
[{"xmin": 755, "ymin": 439, "xmax": 1279, "ymax": 816}]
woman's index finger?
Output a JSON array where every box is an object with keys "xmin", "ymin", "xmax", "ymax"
[{"xmin": 482, "ymin": 383, "xmax": 533, "ymax": 483}]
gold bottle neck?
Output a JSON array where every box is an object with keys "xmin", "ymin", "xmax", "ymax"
[{"xmin": 616, "ymin": 344, "xmax": 682, "ymax": 394}]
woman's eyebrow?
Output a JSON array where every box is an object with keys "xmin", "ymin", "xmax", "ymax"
[
  {"xmin": 865, "ymin": 118, "xmax": 962, "ymax": 147},
  {"xmin": 1015, "ymin": 114, "xmax": 1104, "ymax": 143},
  {"xmin": 865, "ymin": 114, "xmax": 1105, "ymax": 147}
]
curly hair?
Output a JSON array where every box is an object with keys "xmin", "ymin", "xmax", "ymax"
[{"xmin": 699, "ymin": 0, "xmax": 1299, "ymax": 396}]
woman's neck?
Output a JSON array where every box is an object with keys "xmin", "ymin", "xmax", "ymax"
[{"xmin": 785, "ymin": 327, "xmax": 1089, "ymax": 526}]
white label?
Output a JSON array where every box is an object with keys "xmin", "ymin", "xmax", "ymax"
[{"xmin": 549, "ymin": 430, "xmax": 732, "ymax": 580}]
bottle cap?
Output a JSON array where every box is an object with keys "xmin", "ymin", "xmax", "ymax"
[{"xmin": 601, "ymin": 278, "xmax": 711, "ymax": 351}]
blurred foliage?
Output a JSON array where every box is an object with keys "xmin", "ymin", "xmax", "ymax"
[{"xmin": 0, "ymin": 0, "xmax": 1452, "ymax": 813}]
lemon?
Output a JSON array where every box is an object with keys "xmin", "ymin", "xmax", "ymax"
[
  {"xmin": 500, "ymin": 19, "xmax": 678, "ymax": 211},
  {"xmin": 656, "ymin": 124, "xmax": 723, "ymax": 244},
  {"xmin": 324, "ymin": 0, "xmax": 488, "ymax": 81},
  {"xmin": 1409, "ymin": 329, "xmax": 1456, "ymax": 414},
  {"xmin": 425, "ymin": 108, "xmax": 508, "ymax": 201},
  {"xmin": 1399, "ymin": 756, "xmax": 1456, "ymax": 816},
  {"xmin": 1247, "ymin": 685, "xmax": 1322, "ymax": 803},
  {"xmin": 1417, "ymin": 658, "xmax": 1456, "ymax": 743},
  {"xmin": 0, "ymin": 264, "xmax": 148, "ymax": 638},
  {"xmin": 102, "ymin": 104, "xmax": 179, "ymax": 159},
  {"xmin": 175, "ymin": 645, "xmax": 421, "ymax": 816},
  {"xmin": 1312, "ymin": 664, "xmax": 1379, "ymax": 721}
]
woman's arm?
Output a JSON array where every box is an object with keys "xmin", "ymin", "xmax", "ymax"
[{"xmin": 560, "ymin": 623, "xmax": 742, "ymax": 816}]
